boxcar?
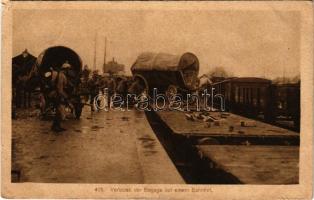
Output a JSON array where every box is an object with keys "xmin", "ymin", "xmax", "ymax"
[
  {"xmin": 211, "ymin": 77, "xmax": 272, "ymax": 118},
  {"xmin": 271, "ymin": 82, "xmax": 300, "ymax": 130}
]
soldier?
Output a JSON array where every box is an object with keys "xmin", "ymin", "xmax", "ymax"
[
  {"xmin": 116, "ymin": 77, "xmax": 129, "ymax": 100},
  {"xmin": 106, "ymin": 77, "xmax": 116, "ymax": 106},
  {"xmin": 47, "ymin": 62, "xmax": 71, "ymax": 132},
  {"xmin": 78, "ymin": 65, "xmax": 91, "ymax": 102},
  {"xmin": 88, "ymin": 70, "xmax": 100, "ymax": 111}
]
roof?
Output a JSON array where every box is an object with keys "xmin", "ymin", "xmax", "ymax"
[
  {"xmin": 231, "ymin": 77, "xmax": 271, "ymax": 83},
  {"xmin": 211, "ymin": 77, "xmax": 271, "ymax": 86}
]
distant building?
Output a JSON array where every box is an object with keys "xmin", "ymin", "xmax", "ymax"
[{"xmin": 103, "ymin": 57, "xmax": 125, "ymax": 75}]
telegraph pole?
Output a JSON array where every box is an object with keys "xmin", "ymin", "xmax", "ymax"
[
  {"xmin": 93, "ymin": 32, "xmax": 97, "ymax": 71},
  {"xmin": 103, "ymin": 37, "xmax": 107, "ymax": 73}
]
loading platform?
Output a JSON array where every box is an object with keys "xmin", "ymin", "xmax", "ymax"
[
  {"xmin": 152, "ymin": 110, "xmax": 299, "ymax": 184},
  {"xmin": 196, "ymin": 145, "xmax": 299, "ymax": 184},
  {"xmin": 155, "ymin": 110, "xmax": 299, "ymax": 145}
]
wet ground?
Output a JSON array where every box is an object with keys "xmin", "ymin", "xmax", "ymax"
[{"xmin": 11, "ymin": 107, "xmax": 183, "ymax": 183}]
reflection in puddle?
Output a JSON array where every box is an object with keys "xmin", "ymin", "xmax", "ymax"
[{"xmin": 138, "ymin": 135, "xmax": 157, "ymax": 156}]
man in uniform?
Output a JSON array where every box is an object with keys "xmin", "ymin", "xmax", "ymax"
[
  {"xmin": 47, "ymin": 62, "xmax": 71, "ymax": 132},
  {"xmin": 88, "ymin": 70, "xmax": 100, "ymax": 111},
  {"xmin": 106, "ymin": 77, "xmax": 117, "ymax": 107}
]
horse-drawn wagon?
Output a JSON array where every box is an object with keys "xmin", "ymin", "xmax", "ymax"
[
  {"xmin": 131, "ymin": 52, "xmax": 200, "ymax": 97},
  {"xmin": 36, "ymin": 46, "xmax": 85, "ymax": 119}
]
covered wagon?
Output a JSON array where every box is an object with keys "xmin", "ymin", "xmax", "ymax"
[
  {"xmin": 36, "ymin": 46, "xmax": 84, "ymax": 118},
  {"xmin": 131, "ymin": 52, "xmax": 200, "ymax": 96}
]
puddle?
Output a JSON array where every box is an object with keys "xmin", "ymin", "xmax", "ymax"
[
  {"xmin": 144, "ymin": 150, "xmax": 157, "ymax": 156},
  {"xmin": 143, "ymin": 143, "xmax": 155, "ymax": 149},
  {"xmin": 138, "ymin": 136, "xmax": 155, "ymax": 142},
  {"xmin": 138, "ymin": 135, "xmax": 156, "ymax": 153},
  {"xmin": 91, "ymin": 125, "xmax": 105, "ymax": 131},
  {"xmin": 121, "ymin": 117, "xmax": 129, "ymax": 121},
  {"xmin": 36, "ymin": 155, "xmax": 49, "ymax": 160}
]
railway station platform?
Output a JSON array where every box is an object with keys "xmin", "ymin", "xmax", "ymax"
[{"xmin": 11, "ymin": 108, "xmax": 184, "ymax": 183}]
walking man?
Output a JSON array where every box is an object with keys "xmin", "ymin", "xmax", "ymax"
[{"xmin": 47, "ymin": 63, "xmax": 71, "ymax": 132}]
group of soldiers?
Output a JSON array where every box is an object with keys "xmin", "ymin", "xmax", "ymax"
[
  {"xmin": 49, "ymin": 64, "xmax": 144, "ymax": 132},
  {"xmin": 81, "ymin": 67, "xmax": 116, "ymax": 111},
  {"xmin": 47, "ymin": 64, "xmax": 130, "ymax": 132},
  {"xmin": 12, "ymin": 59, "xmax": 131, "ymax": 133}
]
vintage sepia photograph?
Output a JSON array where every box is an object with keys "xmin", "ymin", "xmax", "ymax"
[{"xmin": 2, "ymin": 1, "xmax": 313, "ymax": 199}]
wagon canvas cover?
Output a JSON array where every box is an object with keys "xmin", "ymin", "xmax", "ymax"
[
  {"xmin": 131, "ymin": 52, "xmax": 200, "ymax": 91},
  {"xmin": 131, "ymin": 52, "xmax": 199, "ymax": 72}
]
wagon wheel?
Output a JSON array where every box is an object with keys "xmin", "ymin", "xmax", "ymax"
[{"xmin": 166, "ymin": 85, "xmax": 178, "ymax": 100}]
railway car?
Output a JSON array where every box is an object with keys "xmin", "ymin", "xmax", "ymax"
[
  {"xmin": 211, "ymin": 77, "xmax": 300, "ymax": 130},
  {"xmin": 211, "ymin": 77, "xmax": 272, "ymax": 119},
  {"xmin": 271, "ymin": 82, "xmax": 300, "ymax": 130}
]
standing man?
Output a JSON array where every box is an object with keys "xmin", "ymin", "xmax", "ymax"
[
  {"xmin": 79, "ymin": 65, "xmax": 91, "ymax": 102},
  {"xmin": 106, "ymin": 77, "xmax": 116, "ymax": 107},
  {"xmin": 47, "ymin": 62, "xmax": 71, "ymax": 132},
  {"xmin": 88, "ymin": 70, "xmax": 100, "ymax": 111}
]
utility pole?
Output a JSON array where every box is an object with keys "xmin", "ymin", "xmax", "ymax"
[
  {"xmin": 93, "ymin": 32, "xmax": 97, "ymax": 71},
  {"xmin": 103, "ymin": 37, "xmax": 107, "ymax": 73}
]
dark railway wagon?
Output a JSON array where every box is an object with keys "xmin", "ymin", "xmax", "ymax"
[
  {"xmin": 212, "ymin": 77, "xmax": 272, "ymax": 118},
  {"xmin": 211, "ymin": 77, "xmax": 300, "ymax": 130},
  {"xmin": 271, "ymin": 82, "xmax": 300, "ymax": 130}
]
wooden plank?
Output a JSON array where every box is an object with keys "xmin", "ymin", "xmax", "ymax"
[
  {"xmin": 156, "ymin": 111, "xmax": 299, "ymax": 138},
  {"xmin": 196, "ymin": 145, "xmax": 299, "ymax": 184}
]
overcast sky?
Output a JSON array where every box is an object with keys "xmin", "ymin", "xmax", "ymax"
[{"xmin": 13, "ymin": 9, "xmax": 300, "ymax": 78}]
